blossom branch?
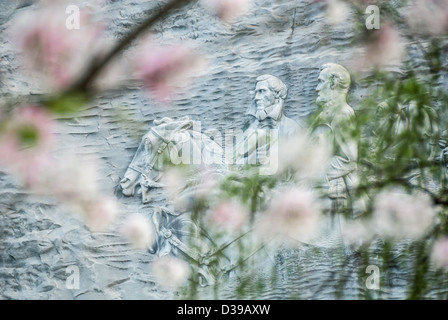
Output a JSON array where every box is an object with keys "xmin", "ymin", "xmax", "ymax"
[{"xmin": 69, "ymin": 0, "xmax": 196, "ymax": 94}]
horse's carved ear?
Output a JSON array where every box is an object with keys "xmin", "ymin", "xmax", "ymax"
[
  {"xmin": 165, "ymin": 119, "xmax": 194, "ymax": 132},
  {"xmin": 176, "ymin": 120, "xmax": 194, "ymax": 131},
  {"xmin": 178, "ymin": 115, "xmax": 191, "ymax": 122},
  {"xmin": 154, "ymin": 116, "xmax": 192, "ymax": 126}
]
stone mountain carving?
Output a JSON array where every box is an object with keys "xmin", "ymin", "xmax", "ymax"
[
  {"xmin": 120, "ymin": 116, "xmax": 227, "ymax": 204},
  {"xmin": 119, "ymin": 75, "xmax": 303, "ymax": 285},
  {"xmin": 121, "ymin": 74, "xmax": 301, "ymax": 205}
]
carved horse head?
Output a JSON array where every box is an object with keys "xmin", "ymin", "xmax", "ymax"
[
  {"xmin": 120, "ymin": 116, "xmax": 226, "ymax": 203},
  {"xmin": 120, "ymin": 116, "xmax": 195, "ymax": 203}
]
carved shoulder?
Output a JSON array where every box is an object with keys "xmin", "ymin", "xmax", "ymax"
[{"xmin": 333, "ymin": 105, "xmax": 355, "ymax": 125}]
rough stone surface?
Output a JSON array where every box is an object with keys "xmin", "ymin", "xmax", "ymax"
[{"xmin": 1, "ymin": 0, "xmax": 448, "ymax": 300}]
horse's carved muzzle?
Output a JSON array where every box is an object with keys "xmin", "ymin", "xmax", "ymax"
[{"xmin": 120, "ymin": 169, "xmax": 141, "ymax": 196}]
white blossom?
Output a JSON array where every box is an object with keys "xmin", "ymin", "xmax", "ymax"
[
  {"xmin": 119, "ymin": 213, "xmax": 156, "ymax": 249},
  {"xmin": 431, "ymin": 237, "xmax": 448, "ymax": 269},
  {"xmin": 256, "ymin": 187, "xmax": 321, "ymax": 245},
  {"xmin": 151, "ymin": 256, "xmax": 191, "ymax": 289},
  {"xmin": 372, "ymin": 189, "xmax": 435, "ymax": 240},
  {"xmin": 80, "ymin": 196, "xmax": 120, "ymax": 232},
  {"xmin": 161, "ymin": 167, "xmax": 189, "ymax": 210},
  {"xmin": 278, "ymin": 130, "xmax": 332, "ymax": 182},
  {"xmin": 325, "ymin": 0, "xmax": 350, "ymax": 26}
]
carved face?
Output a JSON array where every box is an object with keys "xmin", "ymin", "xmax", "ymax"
[
  {"xmin": 254, "ymin": 80, "xmax": 276, "ymax": 111},
  {"xmin": 316, "ymin": 68, "xmax": 332, "ymax": 106}
]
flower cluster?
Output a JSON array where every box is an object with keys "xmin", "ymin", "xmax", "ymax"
[
  {"xmin": 355, "ymin": 24, "xmax": 404, "ymax": 70},
  {"xmin": 325, "ymin": 0, "xmax": 350, "ymax": 26},
  {"xmin": 407, "ymin": 0, "xmax": 448, "ymax": 36},
  {"xmin": 0, "ymin": 105, "xmax": 120, "ymax": 231},
  {"xmin": 431, "ymin": 237, "xmax": 448, "ymax": 269},
  {"xmin": 372, "ymin": 189, "xmax": 435, "ymax": 239},
  {"xmin": 29, "ymin": 152, "xmax": 120, "ymax": 232},
  {"xmin": 201, "ymin": 0, "xmax": 251, "ymax": 22},
  {"xmin": 133, "ymin": 40, "xmax": 207, "ymax": 100},
  {"xmin": 277, "ymin": 130, "xmax": 333, "ymax": 183},
  {"xmin": 0, "ymin": 105, "xmax": 54, "ymax": 186},
  {"xmin": 151, "ymin": 256, "xmax": 191, "ymax": 289},
  {"xmin": 209, "ymin": 199, "xmax": 248, "ymax": 232},
  {"xmin": 256, "ymin": 186, "xmax": 321, "ymax": 246},
  {"xmin": 119, "ymin": 213, "xmax": 156, "ymax": 249},
  {"xmin": 9, "ymin": 2, "xmax": 107, "ymax": 90},
  {"xmin": 342, "ymin": 189, "xmax": 437, "ymax": 244}
]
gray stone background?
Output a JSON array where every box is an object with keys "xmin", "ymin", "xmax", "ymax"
[{"xmin": 1, "ymin": 0, "xmax": 447, "ymax": 299}]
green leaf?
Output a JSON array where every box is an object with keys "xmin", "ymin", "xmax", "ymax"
[
  {"xmin": 17, "ymin": 124, "xmax": 39, "ymax": 148},
  {"xmin": 42, "ymin": 92, "xmax": 90, "ymax": 115}
]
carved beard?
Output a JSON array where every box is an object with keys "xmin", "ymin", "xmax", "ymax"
[
  {"xmin": 258, "ymin": 117, "xmax": 276, "ymax": 129},
  {"xmin": 255, "ymin": 109, "xmax": 267, "ymax": 121},
  {"xmin": 316, "ymin": 93, "xmax": 327, "ymax": 108},
  {"xmin": 257, "ymin": 99, "xmax": 283, "ymax": 120}
]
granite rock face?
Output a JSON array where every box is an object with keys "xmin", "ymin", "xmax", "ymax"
[{"xmin": 1, "ymin": 0, "xmax": 447, "ymax": 299}]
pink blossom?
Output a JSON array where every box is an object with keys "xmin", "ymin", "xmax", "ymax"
[
  {"xmin": 151, "ymin": 256, "xmax": 191, "ymax": 289},
  {"xmin": 201, "ymin": 0, "xmax": 251, "ymax": 22},
  {"xmin": 355, "ymin": 24, "xmax": 404, "ymax": 70},
  {"xmin": 0, "ymin": 105, "xmax": 55, "ymax": 186},
  {"xmin": 40, "ymin": 156, "xmax": 120, "ymax": 231},
  {"xmin": 210, "ymin": 199, "xmax": 247, "ymax": 232},
  {"xmin": 133, "ymin": 40, "xmax": 206, "ymax": 100},
  {"xmin": 256, "ymin": 187, "xmax": 321, "ymax": 245},
  {"xmin": 39, "ymin": 0, "xmax": 107, "ymax": 7},
  {"xmin": 119, "ymin": 213, "xmax": 156, "ymax": 249},
  {"xmin": 0, "ymin": 110, "xmax": 120, "ymax": 231},
  {"xmin": 431, "ymin": 237, "xmax": 448, "ymax": 269},
  {"xmin": 32, "ymin": 155, "xmax": 100, "ymax": 202},
  {"xmin": 24, "ymin": 150, "xmax": 120, "ymax": 231},
  {"xmin": 9, "ymin": 3, "xmax": 106, "ymax": 90}
]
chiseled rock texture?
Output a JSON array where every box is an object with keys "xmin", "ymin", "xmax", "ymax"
[{"xmin": 1, "ymin": 0, "xmax": 447, "ymax": 299}]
